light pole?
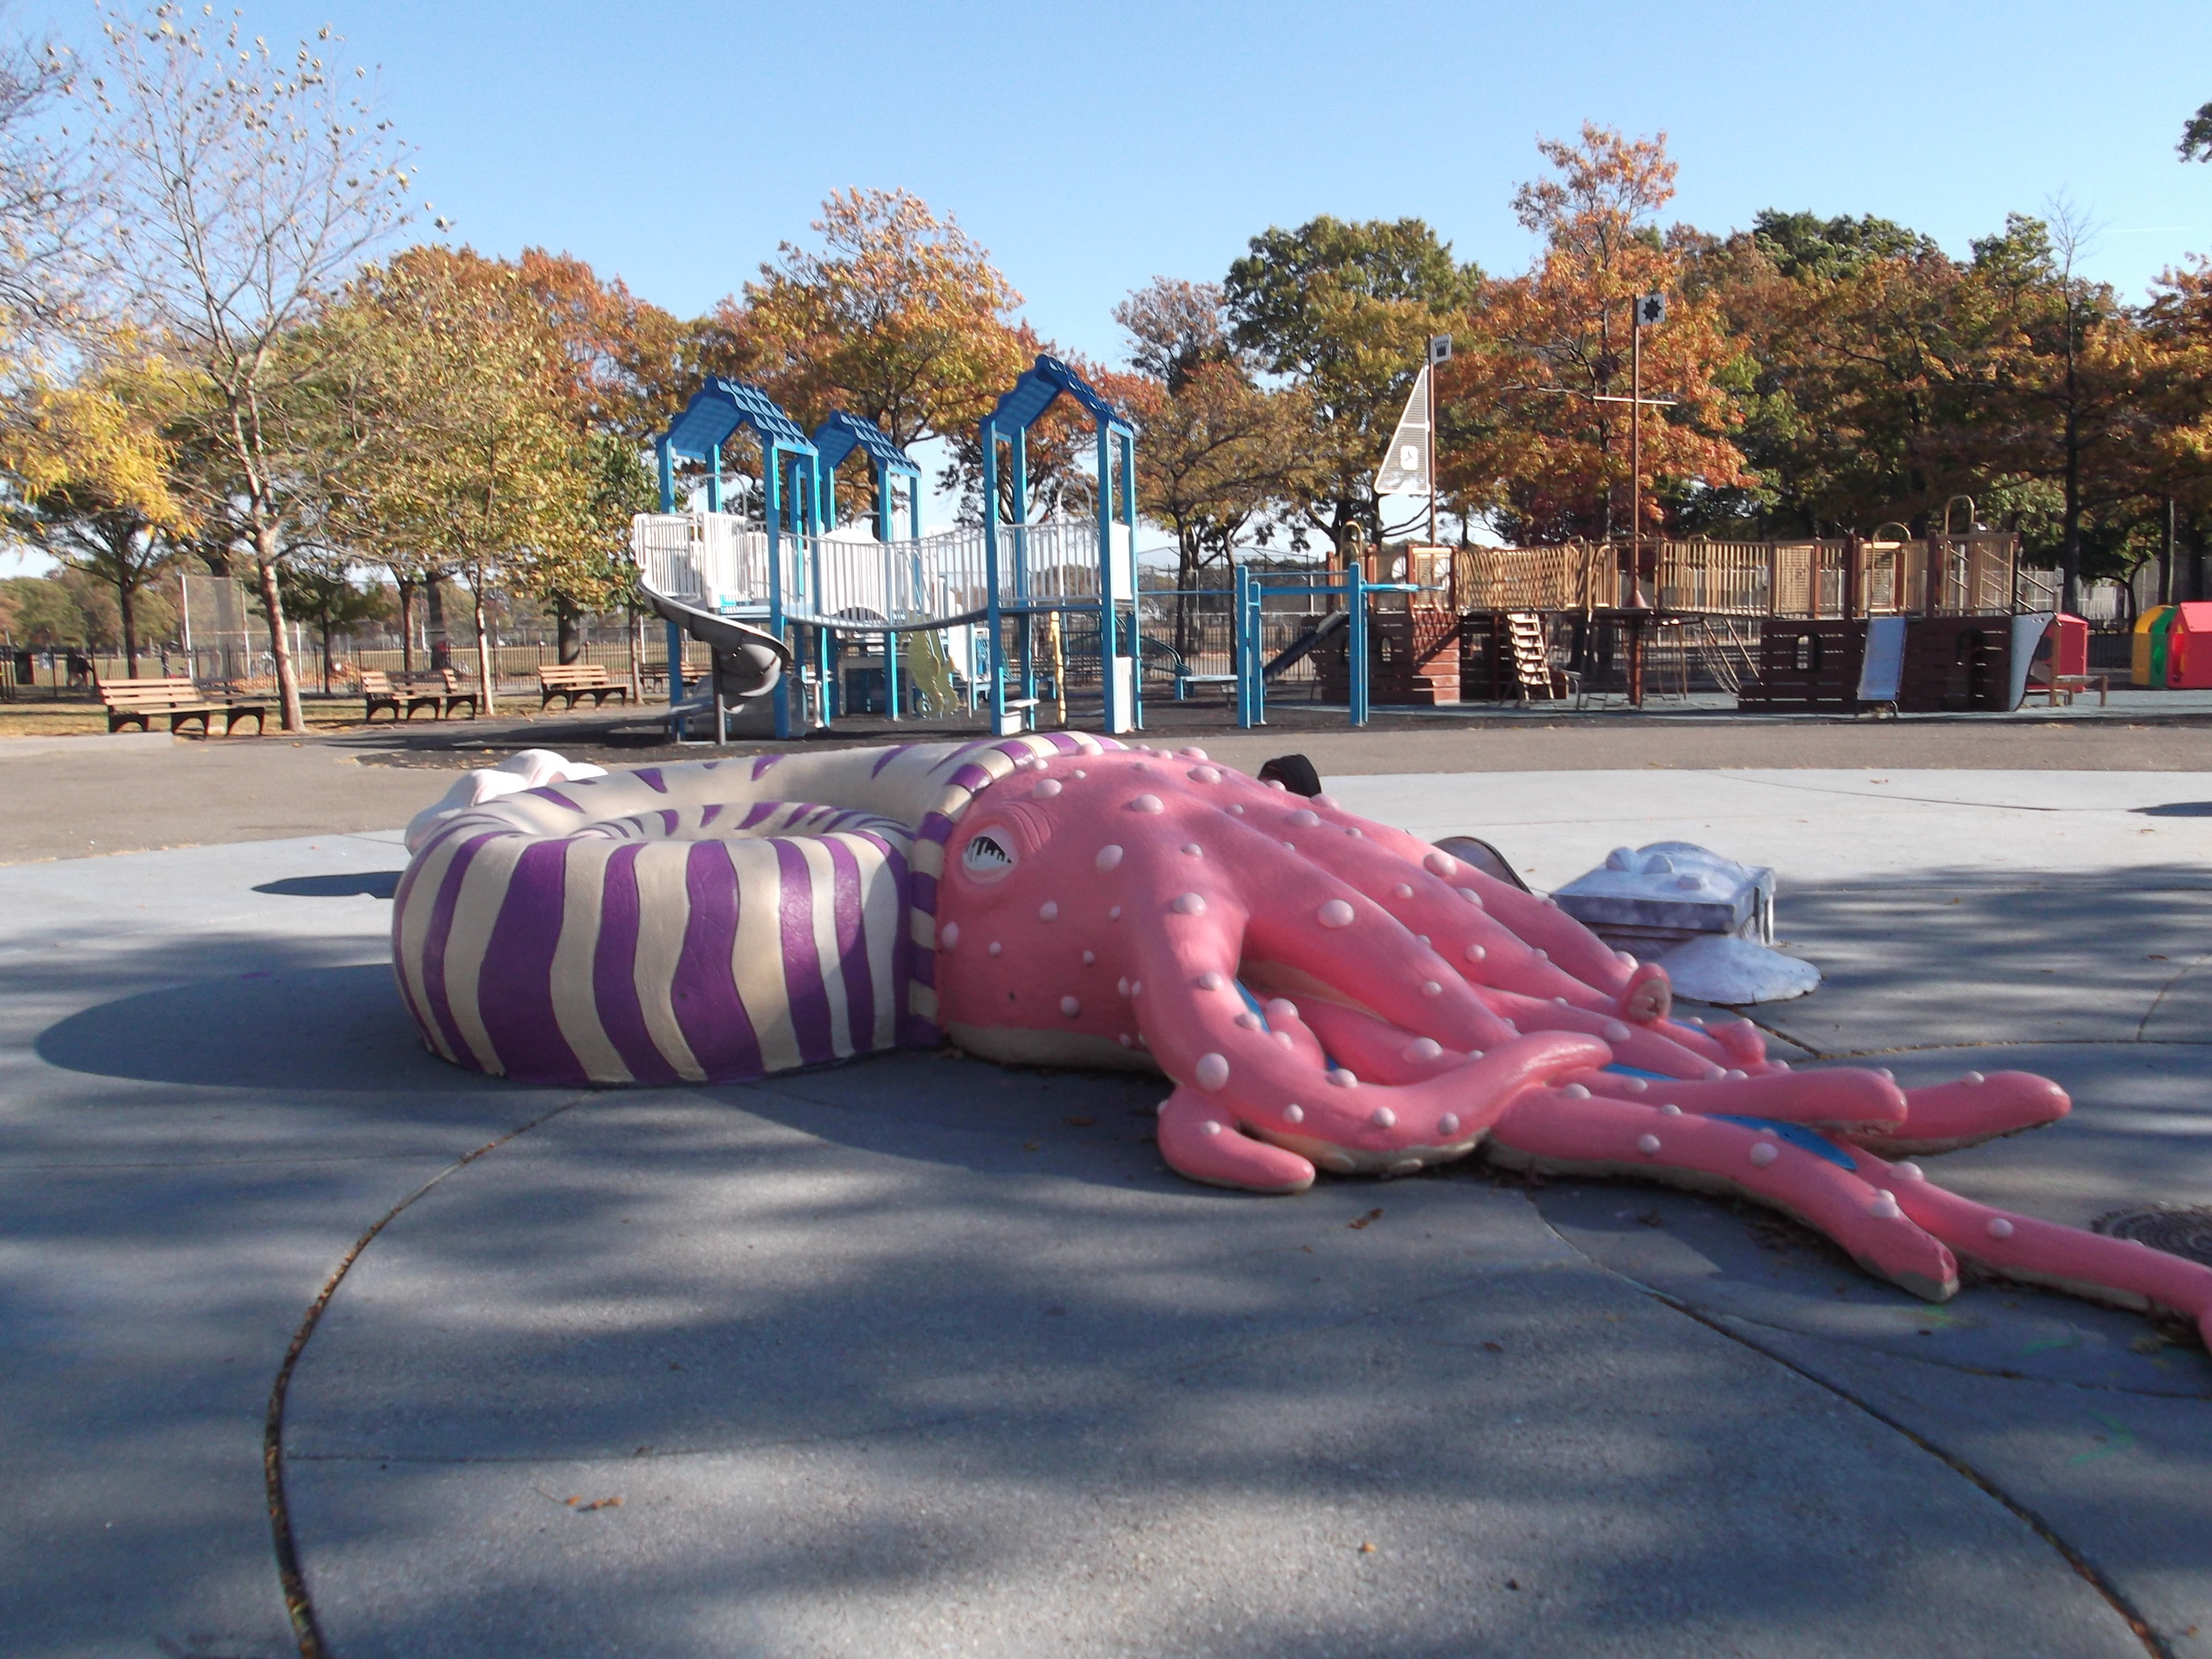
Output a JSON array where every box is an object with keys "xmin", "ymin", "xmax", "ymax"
[{"xmin": 1625, "ymin": 293, "xmax": 1666, "ymax": 704}]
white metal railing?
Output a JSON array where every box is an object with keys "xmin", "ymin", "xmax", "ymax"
[{"xmin": 632, "ymin": 512, "xmax": 1135, "ymax": 629}]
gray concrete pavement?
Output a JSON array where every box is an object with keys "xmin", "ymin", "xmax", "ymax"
[{"xmin": 2, "ymin": 767, "xmax": 2208, "ymax": 1655}]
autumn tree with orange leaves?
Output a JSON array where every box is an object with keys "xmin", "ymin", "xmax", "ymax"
[{"xmin": 1445, "ymin": 125, "xmax": 1750, "ymax": 551}]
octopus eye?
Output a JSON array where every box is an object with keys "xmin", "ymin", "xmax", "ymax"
[{"xmin": 961, "ymin": 831, "xmax": 1018, "ymax": 882}]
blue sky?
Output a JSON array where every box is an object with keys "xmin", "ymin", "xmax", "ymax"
[{"xmin": 35, "ymin": 0, "xmax": 2212, "ymax": 364}]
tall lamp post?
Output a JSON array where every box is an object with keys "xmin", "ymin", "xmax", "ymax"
[{"xmin": 1625, "ymin": 292, "xmax": 1667, "ymax": 704}]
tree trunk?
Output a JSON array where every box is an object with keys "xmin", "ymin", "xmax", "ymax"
[
  {"xmin": 119, "ymin": 572, "xmax": 139, "ymax": 679},
  {"xmin": 254, "ymin": 538, "xmax": 305, "ymax": 732},
  {"xmin": 472, "ymin": 577, "xmax": 498, "ymax": 718},
  {"xmin": 426, "ymin": 574, "xmax": 451, "ymax": 671},
  {"xmin": 557, "ymin": 602, "xmax": 581, "ymax": 664},
  {"xmin": 396, "ymin": 572, "xmax": 417, "ymax": 673}
]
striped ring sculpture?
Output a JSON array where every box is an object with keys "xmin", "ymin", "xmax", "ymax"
[{"xmin": 394, "ymin": 733, "xmax": 2212, "ymax": 1348}]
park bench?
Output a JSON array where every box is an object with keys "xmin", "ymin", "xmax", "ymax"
[
  {"xmin": 98, "ymin": 677, "xmax": 266, "ymax": 737},
  {"xmin": 359, "ymin": 667, "xmax": 476, "ymax": 721},
  {"xmin": 536, "ymin": 662, "xmax": 630, "ymax": 712}
]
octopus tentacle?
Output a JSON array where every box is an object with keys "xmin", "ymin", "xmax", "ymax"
[
  {"xmin": 1854, "ymin": 1072, "xmax": 2071, "ymax": 1155},
  {"xmin": 1865, "ymin": 1149, "xmax": 2212, "ymax": 1346},
  {"xmin": 1488, "ymin": 1089, "xmax": 1959, "ymax": 1301},
  {"xmin": 1156, "ymin": 1085, "xmax": 1317, "ymax": 1194}
]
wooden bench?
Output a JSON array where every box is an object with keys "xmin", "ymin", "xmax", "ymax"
[
  {"xmin": 99, "ymin": 677, "xmax": 266, "ymax": 736},
  {"xmin": 537, "ymin": 662, "xmax": 630, "ymax": 712},
  {"xmin": 359, "ymin": 667, "xmax": 476, "ymax": 721}
]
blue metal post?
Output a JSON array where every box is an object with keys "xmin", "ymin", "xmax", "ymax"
[
  {"xmin": 1348, "ymin": 565, "xmax": 1369, "ymax": 727},
  {"xmin": 1233, "ymin": 563, "xmax": 1251, "ymax": 729},
  {"xmin": 657, "ymin": 439, "xmax": 684, "ymax": 713},
  {"xmin": 766, "ymin": 442, "xmax": 790, "ymax": 741},
  {"xmin": 981, "ymin": 426, "xmax": 1004, "ymax": 732},
  {"xmin": 879, "ymin": 463, "xmax": 901, "ymax": 721},
  {"xmin": 1011, "ymin": 426, "xmax": 1033, "ymax": 713},
  {"xmin": 805, "ymin": 457, "xmax": 832, "ymax": 726},
  {"xmin": 1094, "ymin": 419, "xmax": 1117, "ymax": 735},
  {"xmin": 1121, "ymin": 429, "xmax": 1143, "ymax": 732},
  {"xmin": 706, "ymin": 441, "xmax": 723, "ymax": 513}
]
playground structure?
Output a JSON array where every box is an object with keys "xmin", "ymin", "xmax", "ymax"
[
  {"xmin": 1206, "ymin": 514, "xmax": 2063, "ymax": 725},
  {"xmin": 631, "ymin": 357, "xmax": 1141, "ymax": 741}
]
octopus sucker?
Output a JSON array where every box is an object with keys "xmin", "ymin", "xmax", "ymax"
[{"xmin": 389, "ymin": 736, "xmax": 2212, "ymax": 1352}]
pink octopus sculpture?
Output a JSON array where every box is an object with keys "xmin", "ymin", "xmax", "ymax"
[{"xmin": 395, "ymin": 734, "xmax": 2212, "ymax": 1348}]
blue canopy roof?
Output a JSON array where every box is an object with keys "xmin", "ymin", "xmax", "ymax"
[
  {"xmin": 662, "ymin": 379, "xmax": 814, "ymax": 462},
  {"xmin": 983, "ymin": 354, "xmax": 1131, "ymax": 437},
  {"xmin": 813, "ymin": 411, "xmax": 919, "ymax": 477}
]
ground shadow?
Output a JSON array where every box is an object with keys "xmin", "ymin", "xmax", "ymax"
[
  {"xmin": 34, "ymin": 962, "xmax": 474, "ymax": 1092},
  {"xmin": 254, "ymin": 871, "xmax": 403, "ymax": 899},
  {"xmin": 2131, "ymin": 801, "xmax": 2212, "ymax": 817}
]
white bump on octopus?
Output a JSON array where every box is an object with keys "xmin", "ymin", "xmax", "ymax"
[
  {"xmin": 1963, "ymin": 1071, "xmax": 1985, "ymax": 1085},
  {"xmin": 1179, "ymin": 747, "xmax": 1209, "ymax": 761},
  {"xmin": 988, "ymin": 941, "xmax": 1002, "ymax": 957},
  {"xmin": 1283, "ymin": 1103, "xmax": 1305, "ymax": 1124},
  {"xmin": 1082, "ymin": 949, "xmax": 1096, "ymax": 965},
  {"xmin": 1172, "ymin": 893, "xmax": 1207, "ymax": 917},
  {"xmin": 1417, "ymin": 934, "xmax": 1430, "ymax": 947},
  {"xmin": 1425, "ymin": 850, "xmax": 1458, "ymax": 877},
  {"xmin": 1562, "ymin": 1083, "xmax": 1591, "ymax": 1100},
  {"xmin": 1388, "ymin": 1157, "xmax": 1422, "ymax": 1174},
  {"xmin": 1264, "ymin": 998, "xmax": 1299, "ymax": 1024},
  {"xmin": 1071, "ymin": 769, "xmax": 1087, "ymax": 779},
  {"xmin": 1235, "ymin": 1011, "xmax": 1261, "ymax": 1031},
  {"xmin": 1181, "ymin": 842, "xmax": 1203, "ymax": 858},
  {"xmin": 1438, "ymin": 1113, "xmax": 1461, "ymax": 1135},
  {"xmin": 1986, "ymin": 1217, "xmax": 2015, "ymax": 1240},
  {"xmin": 1658, "ymin": 1102, "xmax": 1682, "ymax": 1117},
  {"xmin": 1060, "ymin": 996, "xmax": 1080, "ymax": 1018},
  {"xmin": 1868, "ymin": 1192, "xmax": 1903, "ymax": 1219},
  {"xmin": 1320, "ymin": 1152, "xmax": 1355, "ymax": 1173},
  {"xmin": 1038, "ymin": 901, "xmax": 1059, "ymax": 922},
  {"xmin": 1603, "ymin": 1021, "xmax": 1631, "ymax": 1041},
  {"xmin": 1108, "ymin": 905, "xmax": 1122, "ymax": 921},
  {"xmin": 1266, "ymin": 780, "xmax": 1287, "ymax": 792},
  {"xmin": 1393, "ymin": 883, "xmax": 1413, "ymax": 899},
  {"xmin": 1532, "ymin": 949, "xmax": 1548, "ymax": 961},
  {"xmin": 1201, "ymin": 1119, "xmax": 1223, "ymax": 1136},
  {"xmin": 1403, "ymin": 1037, "xmax": 1443, "ymax": 1062},
  {"xmin": 1464, "ymin": 943, "xmax": 1486, "ymax": 962},
  {"xmin": 1637, "ymin": 1134, "xmax": 1662, "ymax": 1155},
  {"xmin": 1033, "ymin": 780, "xmax": 1062, "ymax": 799},
  {"xmin": 1617, "ymin": 950, "xmax": 1637, "ymax": 967},
  {"xmin": 1748, "ymin": 1142, "xmax": 1779, "ymax": 1168},
  {"xmin": 1188, "ymin": 766, "xmax": 1221, "ymax": 783},
  {"xmin": 1317, "ymin": 899, "xmax": 1356, "ymax": 928},
  {"xmin": 1196, "ymin": 971, "xmax": 1224, "ymax": 990},
  {"xmin": 1315, "ymin": 795, "xmax": 1340, "ymax": 810},
  {"xmin": 1118, "ymin": 977, "xmax": 1131, "ymax": 997},
  {"xmin": 1132, "ymin": 980, "xmax": 1144, "ymax": 995},
  {"xmin": 1370, "ymin": 1106, "xmax": 1396, "ymax": 1127},
  {"xmin": 1289, "ymin": 809, "xmax": 1320, "ymax": 827},
  {"xmin": 1456, "ymin": 887, "xmax": 1482, "ymax": 905},
  {"xmin": 1421, "ymin": 980, "xmax": 1442, "ymax": 997},
  {"xmin": 1118, "ymin": 1033, "xmax": 1133, "ymax": 1047},
  {"xmin": 1893, "ymin": 1161, "xmax": 1924, "ymax": 1181},
  {"xmin": 1095, "ymin": 844, "xmax": 1125, "ymax": 872},
  {"xmin": 1130, "ymin": 794, "xmax": 1164, "ymax": 813},
  {"xmin": 1194, "ymin": 1053, "xmax": 1231, "ymax": 1090},
  {"xmin": 1327, "ymin": 1069, "xmax": 1358, "ymax": 1087},
  {"xmin": 941, "ymin": 922, "xmax": 961, "ymax": 949},
  {"xmin": 1624, "ymin": 1078, "xmax": 1647, "ymax": 1093},
  {"xmin": 1226, "ymin": 803, "xmax": 1245, "ymax": 816},
  {"xmin": 1282, "ymin": 841, "xmax": 1297, "ymax": 851}
]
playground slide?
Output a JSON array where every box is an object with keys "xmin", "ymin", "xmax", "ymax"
[
  {"xmin": 1262, "ymin": 610, "xmax": 1349, "ymax": 680},
  {"xmin": 636, "ymin": 580, "xmax": 791, "ymax": 701}
]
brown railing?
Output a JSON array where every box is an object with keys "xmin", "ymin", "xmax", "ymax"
[{"xmin": 1448, "ymin": 533, "xmax": 2037, "ymax": 619}]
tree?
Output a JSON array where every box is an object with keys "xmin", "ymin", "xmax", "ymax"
[
  {"xmin": 0, "ymin": 349, "xmax": 194, "ymax": 673},
  {"xmin": 0, "ymin": 571, "xmax": 88, "ymax": 645},
  {"xmin": 1117, "ymin": 279, "xmax": 1316, "ymax": 648},
  {"xmin": 738, "ymin": 188, "xmax": 1029, "ymax": 517},
  {"xmin": 88, "ymin": 4, "xmax": 411, "ymax": 730},
  {"xmin": 1445, "ymin": 126, "xmax": 1750, "ymax": 549},
  {"xmin": 275, "ymin": 557, "xmax": 388, "ymax": 694},
  {"xmin": 0, "ymin": 23, "xmax": 89, "ymax": 370},
  {"xmin": 1225, "ymin": 216, "xmax": 1479, "ymax": 550},
  {"xmin": 321, "ymin": 246, "xmax": 588, "ymax": 712},
  {"xmin": 2181, "ymin": 102, "xmax": 2212, "ymax": 162}
]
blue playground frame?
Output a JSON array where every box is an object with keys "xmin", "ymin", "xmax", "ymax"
[
  {"xmin": 979, "ymin": 356, "xmax": 1141, "ymax": 735},
  {"xmin": 813, "ymin": 411, "xmax": 924, "ymax": 722},
  {"xmin": 657, "ymin": 379, "xmax": 819, "ymax": 740}
]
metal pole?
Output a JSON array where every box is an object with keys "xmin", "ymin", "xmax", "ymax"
[
  {"xmin": 1123, "ymin": 430, "xmax": 1144, "ymax": 733},
  {"xmin": 657, "ymin": 437, "xmax": 686, "ymax": 718},
  {"xmin": 1096, "ymin": 419, "xmax": 1118, "ymax": 735},
  {"xmin": 767, "ymin": 443, "xmax": 790, "ymax": 741},
  {"xmin": 1426, "ymin": 363, "xmax": 1439, "ymax": 548},
  {"xmin": 881, "ymin": 465, "xmax": 901, "ymax": 722},
  {"xmin": 1348, "ymin": 565, "xmax": 1369, "ymax": 727},
  {"xmin": 982, "ymin": 426, "xmax": 1004, "ymax": 733}
]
